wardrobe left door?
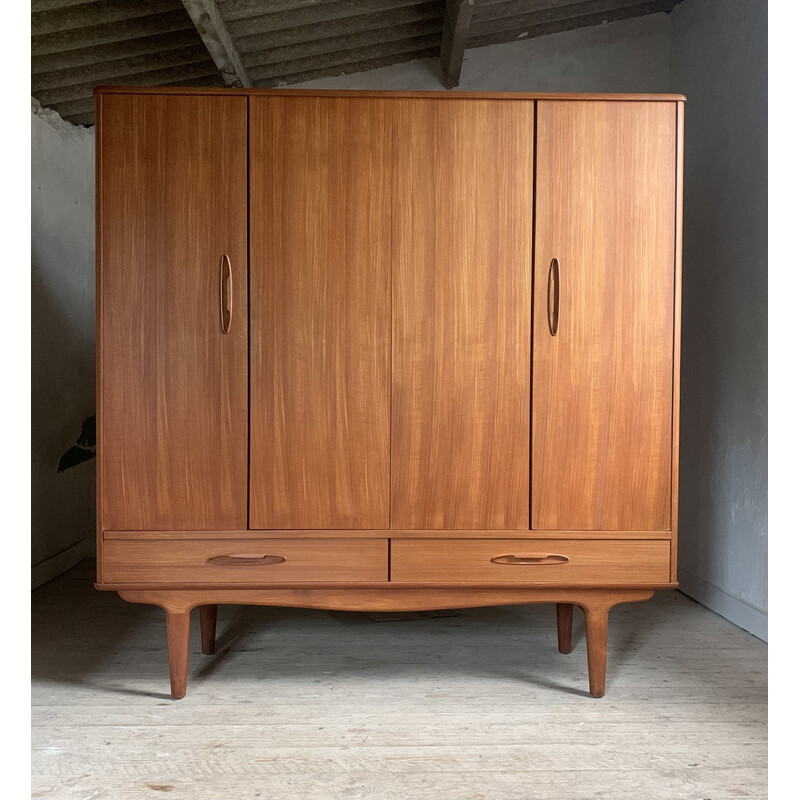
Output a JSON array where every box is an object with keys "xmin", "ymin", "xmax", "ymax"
[{"xmin": 98, "ymin": 92, "xmax": 248, "ymax": 531}]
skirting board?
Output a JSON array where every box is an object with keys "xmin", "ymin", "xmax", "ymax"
[
  {"xmin": 32, "ymin": 539, "xmax": 95, "ymax": 590},
  {"xmin": 677, "ymin": 568, "xmax": 767, "ymax": 642}
]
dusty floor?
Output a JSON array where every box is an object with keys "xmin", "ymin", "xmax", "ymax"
[{"xmin": 32, "ymin": 559, "xmax": 767, "ymax": 799}]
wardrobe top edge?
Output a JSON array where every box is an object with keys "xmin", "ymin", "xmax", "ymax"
[{"xmin": 93, "ymin": 86, "xmax": 686, "ymax": 103}]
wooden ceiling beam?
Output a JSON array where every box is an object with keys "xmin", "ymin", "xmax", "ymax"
[
  {"xmin": 440, "ymin": 0, "xmax": 474, "ymax": 89},
  {"xmin": 180, "ymin": 0, "xmax": 252, "ymax": 86}
]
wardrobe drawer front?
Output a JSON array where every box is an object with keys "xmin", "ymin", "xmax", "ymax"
[
  {"xmin": 390, "ymin": 539, "xmax": 670, "ymax": 584},
  {"xmin": 104, "ymin": 538, "xmax": 388, "ymax": 584}
]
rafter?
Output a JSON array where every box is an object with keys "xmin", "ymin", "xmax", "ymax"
[
  {"xmin": 180, "ymin": 0, "xmax": 251, "ymax": 87},
  {"xmin": 440, "ymin": 0, "xmax": 474, "ymax": 89}
]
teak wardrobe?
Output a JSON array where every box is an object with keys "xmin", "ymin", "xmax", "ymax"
[{"xmin": 94, "ymin": 87, "xmax": 684, "ymax": 699}]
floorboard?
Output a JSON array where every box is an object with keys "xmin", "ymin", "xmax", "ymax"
[{"xmin": 32, "ymin": 559, "xmax": 767, "ymax": 799}]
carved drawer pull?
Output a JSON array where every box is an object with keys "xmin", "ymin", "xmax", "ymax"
[
  {"xmin": 491, "ymin": 553, "xmax": 569, "ymax": 565},
  {"xmin": 207, "ymin": 554, "xmax": 287, "ymax": 566}
]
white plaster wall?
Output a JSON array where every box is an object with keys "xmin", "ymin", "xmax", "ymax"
[
  {"xmin": 31, "ymin": 100, "xmax": 96, "ymax": 586},
  {"xmin": 294, "ymin": 13, "xmax": 671, "ymax": 92},
  {"xmin": 669, "ymin": 0, "xmax": 768, "ymax": 639}
]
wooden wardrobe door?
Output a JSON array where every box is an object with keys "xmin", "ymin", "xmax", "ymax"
[
  {"xmin": 391, "ymin": 99, "xmax": 534, "ymax": 530},
  {"xmin": 532, "ymin": 101, "xmax": 677, "ymax": 531},
  {"xmin": 99, "ymin": 93, "xmax": 248, "ymax": 531},
  {"xmin": 249, "ymin": 97, "xmax": 392, "ymax": 529}
]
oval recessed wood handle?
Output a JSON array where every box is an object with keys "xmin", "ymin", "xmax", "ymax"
[
  {"xmin": 220, "ymin": 254, "xmax": 232, "ymax": 334},
  {"xmin": 548, "ymin": 257, "xmax": 560, "ymax": 336},
  {"xmin": 491, "ymin": 553, "xmax": 569, "ymax": 565},
  {"xmin": 207, "ymin": 554, "xmax": 286, "ymax": 566}
]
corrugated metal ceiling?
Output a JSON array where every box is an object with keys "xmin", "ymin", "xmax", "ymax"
[{"xmin": 32, "ymin": 0, "xmax": 681, "ymax": 126}]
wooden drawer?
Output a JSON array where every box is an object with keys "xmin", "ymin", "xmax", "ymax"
[
  {"xmin": 103, "ymin": 537, "xmax": 388, "ymax": 584},
  {"xmin": 390, "ymin": 538, "xmax": 670, "ymax": 584}
]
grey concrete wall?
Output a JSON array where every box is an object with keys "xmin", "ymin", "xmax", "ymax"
[
  {"xmin": 31, "ymin": 100, "xmax": 96, "ymax": 587},
  {"xmin": 294, "ymin": 13, "xmax": 671, "ymax": 92},
  {"xmin": 669, "ymin": 0, "xmax": 768, "ymax": 639}
]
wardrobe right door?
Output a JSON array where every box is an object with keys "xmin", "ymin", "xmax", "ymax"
[{"xmin": 532, "ymin": 101, "xmax": 678, "ymax": 532}]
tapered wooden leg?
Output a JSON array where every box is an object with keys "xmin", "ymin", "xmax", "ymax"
[
  {"xmin": 165, "ymin": 610, "xmax": 191, "ymax": 699},
  {"xmin": 556, "ymin": 603, "xmax": 573, "ymax": 654},
  {"xmin": 584, "ymin": 606, "xmax": 609, "ymax": 698},
  {"xmin": 115, "ymin": 588, "xmax": 654, "ymax": 701},
  {"xmin": 200, "ymin": 605, "xmax": 218, "ymax": 655}
]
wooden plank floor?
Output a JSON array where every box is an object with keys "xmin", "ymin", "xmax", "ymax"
[{"xmin": 32, "ymin": 559, "xmax": 766, "ymax": 799}]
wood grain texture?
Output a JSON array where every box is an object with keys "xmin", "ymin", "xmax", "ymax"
[
  {"xmin": 556, "ymin": 603, "xmax": 573, "ymax": 654},
  {"xmin": 585, "ymin": 605, "xmax": 609, "ymax": 698},
  {"xmin": 92, "ymin": 90, "xmax": 684, "ymax": 704},
  {"xmin": 390, "ymin": 538, "xmax": 670, "ymax": 584},
  {"xmin": 391, "ymin": 98, "xmax": 534, "ymax": 529},
  {"xmin": 99, "ymin": 93, "xmax": 248, "ymax": 531},
  {"xmin": 95, "ymin": 86, "xmax": 688, "ymax": 101},
  {"xmin": 532, "ymin": 100, "xmax": 677, "ymax": 531},
  {"xmin": 165, "ymin": 610, "xmax": 190, "ymax": 699},
  {"xmin": 199, "ymin": 605, "xmax": 217, "ymax": 654},
  {"xmin": 249, "ymin": 96, "xmax": 392, "ymax": 529},
  {"xmin": 95, "ymin": 89, "xmax": 105, "ymax": 582},
  {"xmin": 670, "ymin": 101, "xmax": 685, "ymax": 580},
  {"xmin": 103, "ymin": 538, "xmax": 389, "ymax": 584},
  {"xmin": 115, "ymin": 586, "xmax": 655, "ymax": 614},
  {"xmin": 103, "ymin": 528, "xmax": 674, "ymax": 540},
  {"xmin": 115, "ymin": 585, "xmax": 653, "ymax": 698}
]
